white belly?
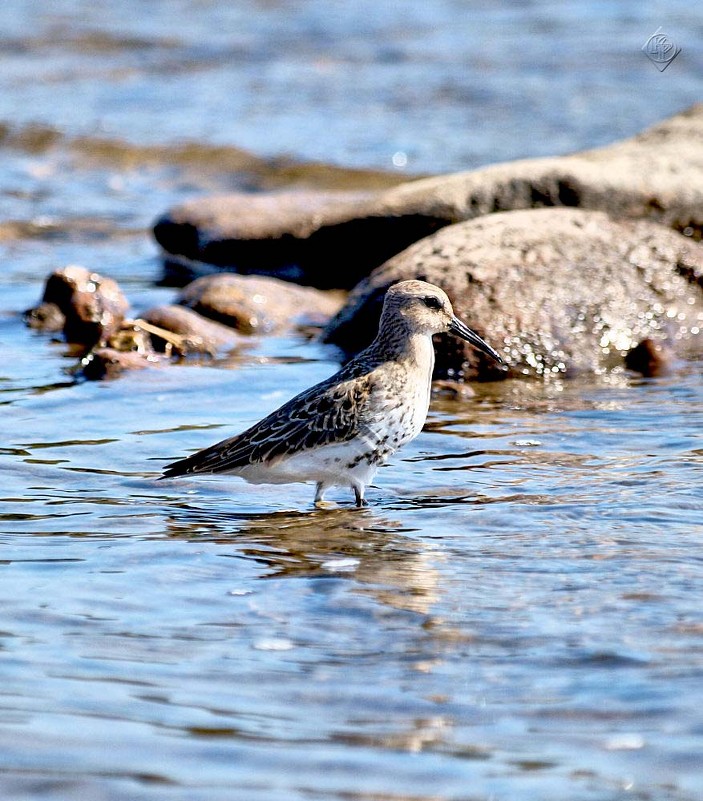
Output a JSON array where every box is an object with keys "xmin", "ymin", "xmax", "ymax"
[
  {"xmin": 231, "ymin": 394, "xmax": 430, "ymax": 491},
  {"xmin": 233, "ymin": 437, "xmax": 380, "ymax": 488}
]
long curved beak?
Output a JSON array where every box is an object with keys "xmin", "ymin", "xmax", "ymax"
[{"xmin": 448, "ymin": 317, "xmax": 504, "ymax": 365}]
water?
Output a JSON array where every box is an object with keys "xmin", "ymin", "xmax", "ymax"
[{"xmin": 1, "ymin": 2, "xmax": 703, "ymax": 800}]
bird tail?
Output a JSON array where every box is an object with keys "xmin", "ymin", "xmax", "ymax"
[
  {"xmin": 159, "ymin": 436, "xmax": 242, "ymax": 479},
  {"xmin": 159, "ymin": 453, "xmax": 202, "ymax": 479}
]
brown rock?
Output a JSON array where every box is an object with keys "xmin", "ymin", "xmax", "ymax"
[
  {"xmin": 106, "ymin": 322, "xmax": 154, "ymax": 355},
  {"xmin": 177, "ymin": 273, "xmax": 343, "ymax": 334},
  {"xmin": 26, "ymin": 265, "xmax": 129, "ymax": 346},
  {"xmin": 624, "ymin": 339, "xmax": 674, "ymax": 377},
  {"xmin": 154, "ymin": 190, "xmax": 452, "ymax": 289},
  {"xmin": 24, "ymin": 301, "xmax": 65, "ymax": 332},
  {"xmin": 79, "ymin": 348, "xmax": 159, "ymax": 381},
  {"xmin": 140, "ymin": 305, "xmax": 242, "ymax": 354},
  {"xmin": 322, "ymin": 208, "xmax": 703, "ymax": 380},
  {"xmin": 380, "ymin": 102, "xmax": 703, "ymax": 237},
  {"xmin": 431, "ymin": 380, "xmax": 476, "ymax": 400},
  {"xmin": 153, "ymin": 105, "xmax": 703, "ymax": 288}
]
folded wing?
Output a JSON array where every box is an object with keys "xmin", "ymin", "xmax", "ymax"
[{"xmin": 161, "ymin": 375, "xmax": 370, "ymax": 478}]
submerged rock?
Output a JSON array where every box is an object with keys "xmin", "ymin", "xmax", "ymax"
[
  {"xmin": 23, "ymin": 265, "xmax": 344, "ymax": 381},
  {"xmin": 79, "ymin": 348, "xmax": 160, "ymax": 381},
  {"xmin": 24, "ymin": 301, "xmax": 65, "ymax": 332},
  {"xmin": 322, "ymin": 208, "xmax": 703, "ymax": 380},
  {"xmin": 75, "ymin": 310, "xmax": 239, "ymax": 380},
  {"xmin": 25, "ymin": 265, "xmax": 129, "ymax": 346},
  {"xmin": 177, "ymin": 273, "xmax": 343, "ymax": 334},
  {"xmin": 154, "ymin": 104, "xmax": 703, "ymax": 288},
  {"xmin": 106, "ymin": 321, "xmax": 155, "ymax": 355}
]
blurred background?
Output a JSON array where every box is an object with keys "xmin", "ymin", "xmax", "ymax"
[
  {"xmin": 2, "ymin": 1, "xmax": 701, "ymax": 245},
  {"xmin": 3, "ymin": 0, "xmax": 701, "ymax": 302}
]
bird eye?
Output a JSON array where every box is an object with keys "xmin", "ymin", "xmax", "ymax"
[{"xmin": 422, "ymin": 295, "xmax": 443, "ymax": 310}]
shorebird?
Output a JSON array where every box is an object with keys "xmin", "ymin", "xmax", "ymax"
[{"xmin": 161, "ymin": 280, "xmax": 503, "ymax": 507}]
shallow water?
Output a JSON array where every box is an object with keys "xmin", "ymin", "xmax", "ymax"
[
  {"xmin": 2, "ymin": 357, "xmax": 702, "ymax": 801},
  {"xmin": 1, "ymin": 2, "xmax": 703, "ymax": 800}
]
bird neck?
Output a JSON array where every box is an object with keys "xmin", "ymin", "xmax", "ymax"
[{"xmin": 371, "ymin": 325, "xmax": 436, "ymax": 375}]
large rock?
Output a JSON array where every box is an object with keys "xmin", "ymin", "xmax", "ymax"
[
  {"xmin": 153, "ymin": 105, "xmax": 703, "ymax": 288},
  {"xmin": 380, "ymin": 102, "xmax": 703, "ymax": 237},
  {"xmin": 322, "ymin": 208, "xmax": 703, "ymax": 380},
  {"xmin": 154, "ymin": 191, "xmax": 447, "ymax": 289},
  {"xmin": 177, "ymin": 273, "xmax": 343, "ymax": 334},
  {"xmin": 25, "ymin": 265, "xmax": 130, "ymax": 346}
]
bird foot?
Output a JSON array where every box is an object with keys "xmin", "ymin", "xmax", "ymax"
[{"xmin": 314, "ymin": 500, "xmax": 338, "ymax": 511}]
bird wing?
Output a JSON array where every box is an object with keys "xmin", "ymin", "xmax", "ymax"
[{"xmin": 161, "ymin": 373, "xmax": 372, "ymax": 477}]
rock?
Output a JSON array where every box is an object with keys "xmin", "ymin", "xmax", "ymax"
[
  {"xmin": 79, "ymin": 348, "xmax": 159, "ymax": 381},
  {"xmin": 624, "ymin": 339, "xmax": 674, "ymax": 377},
  {"xmin": 140, "ymin": 305, "xmax": 242, "ymax": 355},
  {"xmin": 177, "ymin": 273, "xmax": 343, "ymax": 334},
  {"xmin": 322, "ymin": 208, "xmax": 703, "ymax": 380},
  {"xmin": 106, "ymin": 322, "xmax": 154, "ymax": 355},
  {"xmin": 24, "ymin": 301, "xmax": 65, "ymax": 332},
  {"xmin": 431, "ymin": 380, "xmax": 476, "ymax": 400},
  {"xmin": 379, "ymin": 102, "xmax": 703, "ymax": 238},
  {"xmin": 158, "ymin": 254, "xmax": 227, "ymax": 288},
  {"xmin": 153, "ymin": 105, "xmax": 703, "ymax": 288},
  {"xmin": 154, "ymin": 190, "xmax": 448, "ymax": 289},
  {"xmin": 26, "ymin": 265, "xmax": 130, "ymax": 346}
]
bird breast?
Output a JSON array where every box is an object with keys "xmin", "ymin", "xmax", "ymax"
[{"xmin": 364, "ymin": 356, "xmax": 433, "ymax": 455}]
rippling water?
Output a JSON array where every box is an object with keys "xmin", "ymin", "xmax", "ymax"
[{"xmin": 1, "ymin": 1, "xmax": 702, "ymax": 800}]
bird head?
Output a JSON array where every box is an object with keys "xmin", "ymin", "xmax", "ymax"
[{"xmin": 382, "ymin": 280, "xmax": 504, "ymax": 364}]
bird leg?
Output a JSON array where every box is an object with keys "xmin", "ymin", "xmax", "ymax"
[
  {"xmin": 314, "ymin": 482, "xmax": 337, "ymax": 510},
  {"xmin": 352, "ymin": 484, "xmax": 368, "ymax": 508}
]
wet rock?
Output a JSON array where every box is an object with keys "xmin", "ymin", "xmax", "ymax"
[
  {"xmin": 76, "ymin": 320, "xmax": 165, "ymax": 379},
  {"xmin": 625, "ymin": 339, "xmax": 674, "ymax": 377},
  {"xmin": 431, "ymin": 380, "xmax": 476, "ymax": 400},
  {"xmin": 140, "ymin": 305, "xmax": 242, "ymax": 355},
  {"xmin": 107, "ymin": 321, "xmax": 154, "ymax": 355},
  {"xmin": 322, "ymin": 208, "xmax": 703, "ymax": 380},
  {"xmin": 177, "ymin": 273, "xmax": 343, "ymax": 334},
  {"xmin": 154, "ymin": 105, "xmax": 703, "ymax": 288},
  {"xmin": 79, "ymin": 348, "xmax": 159, "ymax": 381},
  {"xmin": 26, "ymin": 265, "xmax": 130, "ymax": 346},
  {"xmin": 24, "ymin": 301, "xmax": 65, "ymax": 332},
  {"xmin": 158, "ymin": 254, "xmax": 228, "ymax": 288}
]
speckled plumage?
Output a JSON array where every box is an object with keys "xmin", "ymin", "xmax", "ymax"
[{"xmin": 161, "ymin": 280, "xmax": 503, "ymax": 507}]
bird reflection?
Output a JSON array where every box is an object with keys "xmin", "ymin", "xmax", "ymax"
[{"xmin": 161, "ymin": 501, "xmax": 441, "ymax": 614}]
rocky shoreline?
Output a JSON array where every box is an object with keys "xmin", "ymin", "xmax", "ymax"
[{"xmin": 25, "ymin": 105, "xmax": 703, "ymax": 381}]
